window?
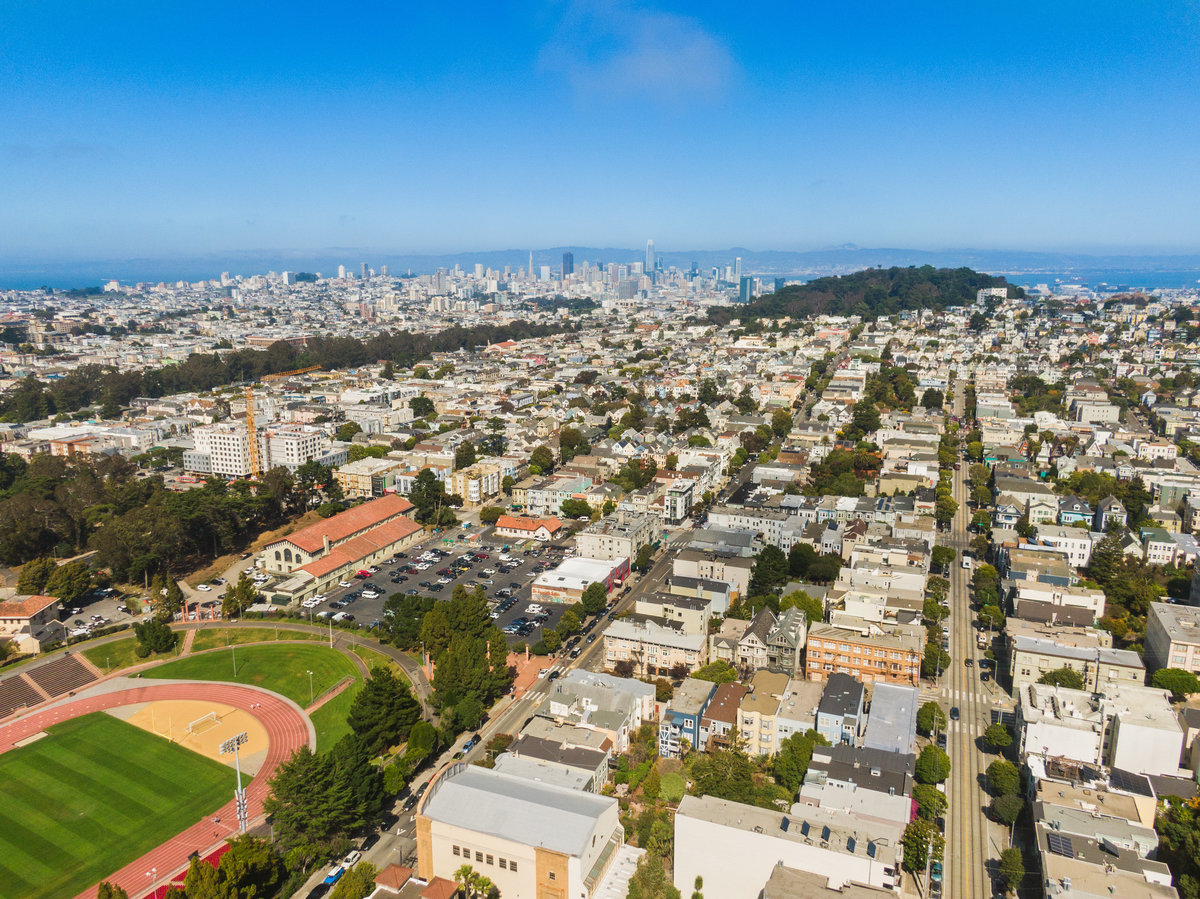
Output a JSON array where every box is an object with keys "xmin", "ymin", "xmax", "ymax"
[
  {"xmin": 486, "ymin": 855, "xmax": 493, "ymax": 866},
  {"xmin": 510, "ymin": 861, "xmax": 518, "ymax": 873},
  {"xmin": 548, "ymin": 872, "xmax": 556, "ymax": 881},
  {"xmin": 453, "ymin": 846, "xmax": 461, "ymax": 856},
  {"xmin": 499, "ymin": 859, "xmax": 507, "ymax": 870},
  {"xmin": 476, "ymin": 851, "xmax": 483, "ymax": 863}
]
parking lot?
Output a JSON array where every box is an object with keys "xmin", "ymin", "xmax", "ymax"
[{"xmin": 289, "ymin": 526, "xmax": 580, "ymax": 647}]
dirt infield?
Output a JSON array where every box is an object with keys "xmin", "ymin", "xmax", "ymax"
[
  {"xmin": 0, "ymin": 682, "xmax": 312, "ymax": 899},
  {"xmin": 110, "ymin": 699, "xmax": 271, "ymax": 775}
]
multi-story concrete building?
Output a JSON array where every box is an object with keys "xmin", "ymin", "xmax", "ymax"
[
  {"xmin": 603, "ymin": 617, "xmax": 706, "ymax": 678},
  {"xmin": 416, "ymin": 764, "xmax": 624, "ymax": 899},
  {"xmin": 672, "ymin": 548, "xmax": 752, "ymax": 599},
  {"xmin": 737, "ymin": 670, "xmax": 791, "ymax": 757},
  {"xmin": 448, "ymin": 461, "xmax": 501, "ymax": 506},
  {"xmin": 806, "ymin": 621, "xmax": 924, "ymax": 686},
  {"xmin": 1146, "ymin": 602, "xmax": 1200, "ymax": 673},
  {"xmin": 333, "ymin": 456, "xmax": 408, "ymax": 499},
  {"xmin": 816, "ymin": 673, "xmax": 865, "ymax": 746},
  {"xmin": 575, "ymin": 512, "xmax": 658, "ymax": 564}
]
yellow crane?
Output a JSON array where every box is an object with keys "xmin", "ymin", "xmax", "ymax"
[{"xmin": 245, "ymin": 365, "xmax": 321, "ymax": 478}]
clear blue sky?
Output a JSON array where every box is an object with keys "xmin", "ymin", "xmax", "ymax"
[{"xmin": 2, "ymin": 1, "xmax": 1199, "ymax": 260}]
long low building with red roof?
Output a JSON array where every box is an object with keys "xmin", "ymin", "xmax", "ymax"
[
  {"xmin": 494, "ymin": 514, "xmax": 568, "ymax": 543},
  {"xmin": 258, "ymin": 494, "xmax": 424, "ymax": 604}
]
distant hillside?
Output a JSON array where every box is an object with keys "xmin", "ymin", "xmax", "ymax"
[{"xmin": 710, "ymin": 265, "xmax": 1022, "ymax": 325}]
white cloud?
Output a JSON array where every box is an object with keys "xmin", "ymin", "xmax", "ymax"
[{"xmin": 539, "ymin": 1, "xmax": 735, "ymax": 103}]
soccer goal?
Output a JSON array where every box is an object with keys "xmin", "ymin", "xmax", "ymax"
[{"xmin": 186, "ymin": 711, "xmax": 220, "ymax": 735}]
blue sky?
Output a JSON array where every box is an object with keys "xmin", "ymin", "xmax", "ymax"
[{"xmin": 2, "ymin": 1, "xmax": 1199, "ymax": 260}]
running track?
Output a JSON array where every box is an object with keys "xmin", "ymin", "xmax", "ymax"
[{"xmin": 0, "ymin": 682, "xmax": 312, "ymax": 899}]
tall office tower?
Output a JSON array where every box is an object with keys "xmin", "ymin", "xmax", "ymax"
[
  {"xmin": 361, "ymin": 262, "xmax": 368, "ymax": 281},
  {"xmin": 608, "ymin": 263, "xmax": 619, "ymax": 285},
  {"xmin": 739, "ymin": 276, "xmax": 753, "ymax": 303},
  {"xmin": 734, "ymin": 256, "xmax": 743, "ymax": 280},
  {"xmin": 381, "ymin": 265, "xmax": 389, "ymax": 277},
  {"xmin": 474, "ymin": 263, "xmax": 484, "ymax": 278},
  {"xmin": 774, "ymin": 277, "xmax": 785, "ymax": 293},
  {"xmin": 539, "ymin": 265, "xmax": 551, "ymax": 282},
  {"xmin": 645, "ymin": 240, "xmax": 655, "ymax": 274},
  {"xmin": 562, "ymin": 251, "xmax": 574, "ymax": 277},
  {"xmin": 529, "ymin": 251, "xmax": 534, "ymax": 278},
  {"xmin": 337, "ymin": 264, "xmax": 347, "ymax": 280}
]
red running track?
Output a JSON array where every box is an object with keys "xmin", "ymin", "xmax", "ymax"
[{"xmin": 0, "ymin": 683, "xmax": 312, "ymax": 899}]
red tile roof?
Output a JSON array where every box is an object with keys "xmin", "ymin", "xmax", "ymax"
[
  {"xmin": 496, "ymin": 514, "xmax": 564, "ymax": 533},
  {"xmin": 421, "ymin": 878, "xmax": 460, "ymax": 899},
  {"xmin": 0, "ymin": 595, "xmax": 58, "ymax": 619},
  {"xmin": 300, "ymin": 517, "xmax": 423, "ymax": 578},
  {"xmin": 271, "ymin": 494, "xmax": 415, "ymax": 554}
]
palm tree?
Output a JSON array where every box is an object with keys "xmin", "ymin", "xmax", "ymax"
[{"xmin": 453, "ymin": 864, "xmax": 497, "ymax": 899}]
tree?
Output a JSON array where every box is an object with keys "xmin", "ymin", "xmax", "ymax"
[
  {"xmin": 850, "ymin": 401, "xmax": 881, "ymax": 437},
  {"xmin": 1152, "ymin": 667, "xmax": 1200, "ymax": 700},
  {"xmin": 347, "ymin": 666, "xmax": 421, "ymax": 757},
  {"xmin": 454, "ymin": 441, "xmax": 476, "ymax": 470},
  {"xmin": 787, "ymin": 542, "xmax": 818, "ymax": 578},
  {"xmin": 691, "ymin": 659, "xmax": 738, "ymax": 683},
  {"xmin": 779, "ymin": 590, "xmax": 823, "ymax": 625},
  {"xmin": 750, "ymin": 545, "xmax": 789, "ymax": 594},
  {"xmin": 17, "ymin": 556, "xmax": 56, "ymax": 594},
  {"xmin": 1037, "ymin": 667, "xmax": 1085, "ymax": 690},
  {"xmin": 222, "ymin": 573, "xmax": 260, "ymax": 618},
  {"xmin": 921, "ymin": 388, "xmax": 944, "ymax": 410},
  {"xmin": 992, "ymin": 793, "xmax": 1024, "ymax": 826},
  {"xmin": 935, "ymin": 495, "xmax": 958, "ymax": 527},
  {"xmin": 916, "ymin": 701, "xmax": 947, "ymax": 736},
  {"xmin": 336, "ymin": 421, "xmax": 362, "ymax": 442},
  {"xmin": 642, "ymin": 765, "xmax": 662, "ymax": 800},
  {"xmin": 930, "ymin": 545, "xmax": 956, "ymax": 570},
  {"xmin": 806, "ymin": 555, "xmax": 841, "ymax": 583},
  {"xmin": 774, "ymin": 729, "xmax": 830, "ymax": 792},
  {"xmin": 634, "ymin": 543, "xmax": 654, "ymax": 572},
  {"xmin": 912, "ymin": 782, "xmax": 947, "ymax": 820},
  {"xmin": 581, "ymin": 582, "xmax": 607, "ymax": 615},
  {"xmin": 501, "ymin": 475, "xmax": 514, "ymax": 496},
  {"xmin": 454, "ymin": 864, "xmax": 496, "ymax": 899},
  {"xmin": 998, "ymin": 846, "xmax": 1025, "ymax": 894},
  {"xmin": 626, "ymin": 852, "xmax": 681, "ymax": 899},
  {"xmin": 560, "ymin": 497, "xmax": 592, "ymax": 518},
  {"xmin": 922, "ymin": 644, "xmax": 951, "ymax": 679},
  {"xmin": 478, "ymin": 506, "xmax": 504, "ymax": 525},
  {"xmin": 901, "ymin": 817, "xmax": 944, "ymax": 874},
  {"xmin": 330, "ymin": 862, "xmax": 379, "ymax": 899},
  {"xmin": 985, "ymin": 758, "xmax": 1020, "ymax": 796},
  {"xmin": 97, "ymin": 883, "xmax": 129, "ymax": 899},
  {"xmin": 44, "ymin": 559, "xmax": 93, "ymax": 605},
  {"xmin": 409, "ymin": 395, "xmax": 435, "ymax": 419},
  {"xmin": 530, "ymin": 445, "xmax": 555, "ymax": 472},
  {"xmin": 915, "ymin": 745, "xmax": 951, "ymax": 784},
  {"xmin": 983, "ymin": 722, "xmax": 1013, "ymax": 752},
  {"xmin": 134, "ymin": 617, "xmax": 177, "ymax": 656},
  {"xmin": 771, "ymin": 408, "xmax": 793, "ymax": 438}
]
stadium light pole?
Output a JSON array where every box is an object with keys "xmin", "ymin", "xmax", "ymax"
[
  {"xmin": 307, "ymin": 669, "xmax": 314, "ymax": 705},
  {"xmin": 219, "ymin": 732, "xmax": 250, "ymax": 833}
]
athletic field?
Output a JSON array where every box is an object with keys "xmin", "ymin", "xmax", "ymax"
[
  {"xmin": 143, "ymin": 643, "xmax": 358, "ymax": 707},
  {"xmin": 0, "ymin": 713, "xmax": 236, "ymax": 899}
]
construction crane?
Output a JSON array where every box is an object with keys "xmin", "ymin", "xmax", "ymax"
[{"xmin": 245, "ymin": 365, "xmax": 321, "ymax": 478}]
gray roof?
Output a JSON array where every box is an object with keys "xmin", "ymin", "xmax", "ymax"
[
  {"xmin": 862, "ymin": 683, "xmax": 919, "ymax": 755},
  {"xmin": 819, "ymin": 673, "xmax": 864, "ymax": 718},
  {"xmin": 421, "ymin": 764, "xmax": 615, "ymax": 857}
]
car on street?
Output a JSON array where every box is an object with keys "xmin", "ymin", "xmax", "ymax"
[{"xmin": 949, "ymin": 707, "xmax": 960, "ymax": 721}]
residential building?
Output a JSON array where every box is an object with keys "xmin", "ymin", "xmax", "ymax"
[
  {"xmin": 816, "ymin": 673, "xmax": 865, "ymax": 746},
  {"xmin": 448, "ymin": 462, "xmax": 501, "ymax": 506},
  {"xmin": 673, "ymin": 795, "xmax": 902, "ymax": 898},
  {"xmin": 334, "ymin": 456, "xmax": 407, "ymax": 499},
  {"xmin": 659, "ymin": 678, "xmax": 716, "ymax": 758},
  {"xmin": 862, "ymin": 683, "xmax": 919, "ymax": 756},
  {"xmin": 1146, "ymin": 602, "xmax": 1200, "ymax": 673},
  {"xmin": 672, "ymin": 548, "xmax": 753, "ymax": 599},
  {"xmin": 805, "ymin": 621, "xmax": 924, "ymax": 686},
  {"xmin": 494, "ymin": 514, "xmax": 567, "ymax": 543},
  {"xmin": 737, "ymin": 670, "xmax": 792, "ymax": 757},
  {"xmin": 698, "ymin": 682, "xmax": 749, "ymax": 751},
  {"xmin": 575, "ymin": 512, "xmax": 657, "ymax": 564},
  {"xmin": 604, "ymin": 617, "xmax": 706, "ymax": 679},
  {"xmin": 798, "ymin": 744, "xmax": 916, "ymax": 826},
  {"xmin": 415, "ymin": 764, "xmax": 623, "ymax": 899}
]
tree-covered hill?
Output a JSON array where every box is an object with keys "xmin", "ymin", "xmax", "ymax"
[{"xmin": 710, "ymin": 265, "xmax": 1023, "ymax": 325}]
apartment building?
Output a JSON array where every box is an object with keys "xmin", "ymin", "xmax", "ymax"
[
  {"xmin": 672, "ymin": 548, "xmax": 753, "ymax": 599},
  {"xmin": 334, "ymin": 456, "xmax": 407, "ymax": 499},
  {"xmin": 736, "ymin": 670, "xmax": 791, "ymax": 757},
  {"xmin": 575, "ymin": 512, "xmax": 658, "ymax": 563},
  {"xmin": 806, "ymin": 621, "xmax": 924, "ymax": 686},
  {"xmin": 603, "ymin": 617, "xmax": 706, "ymax": 678},
  {"xmin": 659, "ymin": 678, "xmax": 716, "ymax": 758},
  {"xmin": 1146, "ymin": 602, "xmax": 1200, "ymax": 673},
  {"xmin": 448, "ymin": 461, "xmax": 501, "ymax": 506}
]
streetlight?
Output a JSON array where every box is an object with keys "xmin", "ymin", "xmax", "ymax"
[
  {"xmin": 219, "ymin": 732, "xmax": 250, "ymax": 833},
  {"xmin": 307, "ymin": 669, "xmax": 314, "ymax": 706}
]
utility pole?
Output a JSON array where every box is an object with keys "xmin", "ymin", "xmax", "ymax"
[{"xmin": 307, "ymin": 669, "xmax": 314, "ymax": 706}]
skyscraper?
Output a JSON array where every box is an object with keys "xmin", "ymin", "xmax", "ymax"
[
  {"xmin": 337, "ymin": 264, "xmax": 346, "ymax": 279},
  {"xmin": 360, "ymin": 262, "xmax": 368, "ymax": 281},
  {"xmin": 734, "ymin": 256, "xmax": 743, "ymax": 280},
  {"xmin": 645, "ymin": 240, "xmax": 655, "ymax": 274},
  {"xmin": 562, "ymin": 251, "xmax": 574, "ymax": 277},
  {"xmin": 739, "ymin": 276, "xmax": 753, "ymax": 303}
]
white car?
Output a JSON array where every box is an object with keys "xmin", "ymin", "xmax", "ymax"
[
  {"xmin": 339, "ymin": 581, "xmax": 353, "ymax": 588},
  {"xmin": 313, "ymin": 594, "xmax": 327, "ymax": 602},
  {"xmin": 197, "ymin": 584, "xmax": 212, "ymax": 592},
  {"xmin": 482, "ymin": 568, "xmax": 496, "ymax": 575},
  {"xmin": 362, "ymin": 589, "xmax": 381, "ymax": 599}
]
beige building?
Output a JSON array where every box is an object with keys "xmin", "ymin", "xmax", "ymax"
[
  {"xmin": 737, "ymin": 670, "xmax": 792, "ymax": 757},
  {"xmin": 416, "ymin": 763, "xmax": 624, "ymax": 899},
  {"xmin": 806, "ymin": 621, "xmax": 924, "ymax": 686},
  {"xmin": 1146, "ymin": 601, "xmax": 1200, "ymax": 673},
  {"xmin": 672, "ymin": 548, "xmax": 752, "ymax": 599},
  {"xmin": 603, "ymin": 617, "xmax": 706, "ymax": 677},
  {"xmin": 448, "ymin": 462, "xmax": 501, "ymax": 506},
  {"xmin": 333, "ymin": 456, "xmax": 407, "ymax": 499},
  {"xmin": 575, "ymin": 512, "xmax": 658, "ymax": 563}
]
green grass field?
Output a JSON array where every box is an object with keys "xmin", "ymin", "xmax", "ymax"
[
  {"xmin": 80, "ymin": 636, "xmax": 178, "ymax": 673},
  {"xmin": 144, "ymin": 644, "xmax": 359, "ymax": 708},
  {"xmin": 190, "ymin": 627, "xmax": 323, "ymax": 652},
  {"xmin": 349, "ymin": 644, "xmax": 410, "ymax": 685},
  {"xmin": 0, "ymin": 713, "xmax": 236, "ymax": 899},
  {"xmin": 310, "ymin": 679, "xmax": 364, "ymax": 751}
]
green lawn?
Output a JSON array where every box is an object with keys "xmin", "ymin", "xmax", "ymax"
[
  {"xmin": 310, "ymin": 678, "xmax": 364, "ymax": 751},
  {"xmin": 190, "ymin": 627, "xmax": 323, "ymax": 652},
  {"xmin": 0, "ymin": 713, "xmax": 236, "ymax": 899},
  {"xmin": 80, "ymin": 636, "xmax": 177, "ymax": 674},
  {"xmin": 349, "ymin": 644, "xmax": 410, "ymax": 685},
  {"xmin": 144, "ymin": 644, "xmax": 359, "ymax": 707}
]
